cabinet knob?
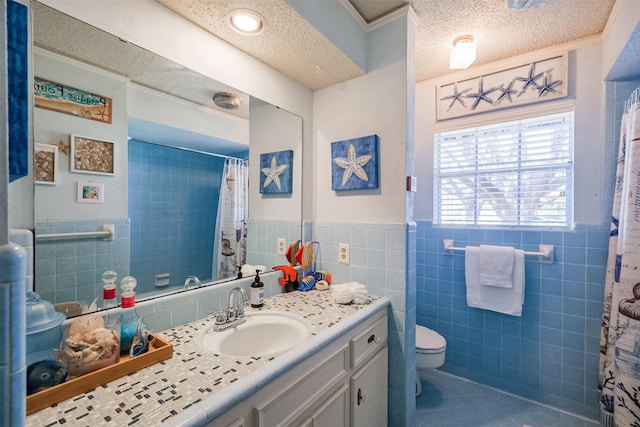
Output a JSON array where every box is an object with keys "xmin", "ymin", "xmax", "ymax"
[{"xmin": 367, "ymin": 334, "xmax": 381, "ymax": 344}]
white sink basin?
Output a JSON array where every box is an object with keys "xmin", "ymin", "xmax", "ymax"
[{"xmin": 197, "ymin": 311, "xmax": 311, "ymax": 357}]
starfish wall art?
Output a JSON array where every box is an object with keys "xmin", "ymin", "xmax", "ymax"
[
  {"xmin": 260, "ymin": 149, "xmax": 293, "ymax": 194},
  {"xmin": 331, "ymin": 134, "xmax": 379, "ymax": 191},
  {"xmin": 436, "ymin": 54, "xmax": 567, "ymax": 120}
]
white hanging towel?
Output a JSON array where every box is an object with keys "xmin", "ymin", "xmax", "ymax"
[
  {"xmin": 465, "ymin": 246, "xmax": 525, "ymax": 316},
  {"xmin": 479, "ymin": 244, "xmax": 515, "ymax": 287}
]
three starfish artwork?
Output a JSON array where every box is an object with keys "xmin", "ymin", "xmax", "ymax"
[{"xmin": 440, "ymin": 62, "xmax": 563, "ymax": 112}]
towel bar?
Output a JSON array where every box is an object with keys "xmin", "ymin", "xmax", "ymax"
[
  {"xmin": 35, "ymin": 224, "xmax": 114, "ymax": 241},
  {"xmin": 443, "ymin": 239, "xmax": 554, "ymax": 263}
]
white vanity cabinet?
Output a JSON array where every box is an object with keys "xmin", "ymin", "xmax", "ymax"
[
  {"xmin": 209, "ymin": 308, "xmax": 388, "ymax": 427},
  {"xmin": 350, "ymin": 316, "xmax": 388, "ymax": 427}
]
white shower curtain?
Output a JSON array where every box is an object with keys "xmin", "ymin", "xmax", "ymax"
[
  {"xmin": 213, "ymin": 158, "xmax": 248, "ymax": 280},
  {"xmin": 600, "ymin": 88, "xmax": 640, "ymax": 427}
]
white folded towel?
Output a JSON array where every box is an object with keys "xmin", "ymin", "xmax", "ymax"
[
  {"xmin": 479, "ymin": 245, "xmax": 514, "ymax": 287},
  {"xmin": 465, "ymin": 246, "xmax": 525, "ymax": 316},
  {"xmin": 331, "ymin": 282, "xmax": 369, "ymax": 304},
  {"xmin": 353, "ymin": 295, "xmax": 369, "ymax": 304},
  {"xmin": 241, "ymin": 264, "xmax": 266, "ymax": 277},
  {"xmin": 334, "ymin": 294, "xmax": 354, "ymax": 304}
]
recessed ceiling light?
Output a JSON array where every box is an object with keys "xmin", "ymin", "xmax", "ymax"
[{"xmin": 228, "ymin": 9, "xmax": 265, "ymax": 35}]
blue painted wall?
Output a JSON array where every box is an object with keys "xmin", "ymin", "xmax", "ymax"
[{"xmin": 128, "ymin": 140, "xmax": 225, "ymax": 293}]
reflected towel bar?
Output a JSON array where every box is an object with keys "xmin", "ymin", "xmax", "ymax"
[
  {"xmin": 35, "ymin": 224, "xmax": 114, "ymax": 241},
  {"xmin": 443, "ymin": 239, "xmax": 554, "ymax": 263}
]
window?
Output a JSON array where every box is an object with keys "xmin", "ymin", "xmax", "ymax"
[{"xmin": 434, "ymin": 111, "xmax": 573, "ymax": 228}]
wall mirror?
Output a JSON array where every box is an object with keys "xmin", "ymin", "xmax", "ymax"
[{"xmin": 32, "ymin": 1, "xmax": 303, "ymax": 316}]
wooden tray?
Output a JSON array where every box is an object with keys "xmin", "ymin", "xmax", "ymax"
[{"xmin": 26, "ymin": 333, "xmax": 173, "ymax": 415}]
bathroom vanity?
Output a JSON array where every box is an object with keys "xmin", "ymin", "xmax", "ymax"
[{"xmin": 25, "ymin": 291, "xmax": 389, "ymax": 426}]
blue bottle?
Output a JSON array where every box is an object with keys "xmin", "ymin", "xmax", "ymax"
[{"xmin": 119, "ymin": 276, "xmax": 142, "ymax": 355}]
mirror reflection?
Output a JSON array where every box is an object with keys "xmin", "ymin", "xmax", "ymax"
[{"xmin": 32, "ymin": 2, "xmax": 303, "ymax": 315}]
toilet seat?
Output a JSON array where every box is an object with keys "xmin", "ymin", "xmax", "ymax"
[{"xmin": 416, "ymin": 325, "xmax": 446, "ymax": 353}]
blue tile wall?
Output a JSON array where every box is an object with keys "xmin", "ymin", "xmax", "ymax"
[
  {"xmin": 311, "ymin": 221, "xmax": 415, "ymax": 427},
  {"xmin": 413, "ymin": 78, "xmax": 640, "ymax": 422},
  {"xmin": 416, "ymin": 222, "xmax": 608, "ymax": 421},
  {"xmin": 99, "ymin": 268, "xmax": 290, "ymax": 336},
  {"xmin": 0, "ymin": 238, "xmax": 28, "ymax": 426},
  {"xmin": 128, "ymin": 140, "xmax": 225, "ymax": 294},
  {"xmin": 246, "ymin": 219, "xmax": 301, "ymax": 268},
  {"xmin": 34, "ymin": 219, "xmax": 129, "ymax": 306}
]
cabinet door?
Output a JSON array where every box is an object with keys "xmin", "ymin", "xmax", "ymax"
[
  {"xmin": 350, "ymin": 348, "xmax": 388, "ymax": 427},
  {"xmin": 308, "ymin": 383, "xmax": 349, "ymax": 427}
]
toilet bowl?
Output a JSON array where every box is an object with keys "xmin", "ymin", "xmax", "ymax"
[{"xmin": 415, "ymin": 325, "xmax": 446, "ymax": 396}]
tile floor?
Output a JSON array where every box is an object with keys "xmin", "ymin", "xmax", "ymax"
[{"xmin": 416, "ymin": 369, "xmax": 600, "ymax": 427}]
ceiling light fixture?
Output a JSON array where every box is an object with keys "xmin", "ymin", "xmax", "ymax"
[
  {"xmin": 449, "ymin": 35, "xmax": 476, "ymax": 70},
  {"xmin": 213, "ymin": 92, "xmax": 241, "ymax": 110},
  {"xmin": 228, "ymin": 9, "xmax": 265, "ymax": 35}
]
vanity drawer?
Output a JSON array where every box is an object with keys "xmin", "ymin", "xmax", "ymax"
[
  {"xmin": 350, "ymin": 316, "xmax": 387, "ymax": 368},
  {"xmin": 256, "ymin": 345, "xmax": 348, "ymax": 427}
]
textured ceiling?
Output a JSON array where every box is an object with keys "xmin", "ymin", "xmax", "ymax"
[
  {"xmin": 33, "ymin": 1, "xmax": 250, "ymax": 119},
  {"xmin": 156, "ymin": 0, "xmax": 366, "ymax": 91},
  {"xmin": 405, "ymin": 0, "xmax": 616, "ymax": 82},
  {"xmin": 158, "ymin": 0, "xmax": 616, "ymax": 88},
  {"xmin": 35, "ymin": 0, "xmax": 618, "ymax": 99}
]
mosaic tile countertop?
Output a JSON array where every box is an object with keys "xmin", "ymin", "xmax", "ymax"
[{"xmin": 26, "ymin": 291, "xmax": 388, "ymax": 426}]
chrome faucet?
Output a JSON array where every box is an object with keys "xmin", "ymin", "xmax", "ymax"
[
  {"xmin": 183, "ymin": 275, "xmax": 201, "ymax": 290},
  {"xmin": 213, "ymin": 287, "xmax": 248, "ymax": 331}
]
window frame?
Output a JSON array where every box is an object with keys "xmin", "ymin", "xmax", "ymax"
[{"xmin": 433, "ymin": 101, "xmax": 575, "ymax": 230}]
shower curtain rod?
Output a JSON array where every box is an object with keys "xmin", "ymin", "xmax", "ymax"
[{"xmin": 443, "ymin": 239, "xmax": 554, "ymax": 263}]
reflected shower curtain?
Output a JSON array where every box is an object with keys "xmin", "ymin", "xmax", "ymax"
[
  {"xmin": 600, "ymin": 88, "xmax": 640, "ymax": 427},
  {"xmin": 213, "ymin": 158, "xmax": 248, "ymax": 280}
]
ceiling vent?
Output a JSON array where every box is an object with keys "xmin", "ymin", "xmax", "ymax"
[{"xmin": 213, "ymin": 92, "xmax": 241, "ymax": 110}]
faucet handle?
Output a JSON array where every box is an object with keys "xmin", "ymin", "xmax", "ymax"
[
  {"xmin": 237, "ymin": 306, "xmax": 245, "ymax": 318},
  {"xmin": 215, "ymin": 310, "xmax": 228, "ymax": 325},
  {"xmin": 184, "ymin": 275, "xmax": 201, "ymax": 290}
]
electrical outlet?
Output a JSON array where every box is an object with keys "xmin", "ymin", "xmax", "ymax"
[
  {"xmin": 338, "ymin": 243, "xmax": 350, "ymax": 264},
  {"xmin": 277, "ymin": 238, "xmax": 287, "ymax": 255}
]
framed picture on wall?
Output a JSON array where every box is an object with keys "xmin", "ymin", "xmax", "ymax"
[
  {"xmin": 331, "ymin": 134, "xmax": 379, "ymax": 191},
  {"xmin": 76, "ymin": 181, "xmax": 105, "ymax": 204},
  {"xmin": 34, "ymin": 143, "xmax": 58, "ymax": 185},
  {"xmin": 70, "ymin": 134, "xmax": 115, "ymax": 176},
  {"xmin": 260, "ymin": 149, "xmax": 293, "ymax": 194}
]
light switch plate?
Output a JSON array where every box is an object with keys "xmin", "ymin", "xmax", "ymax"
[
  {"xmin": 277, "ymin": 238, "xmax": 286, "ymax": 255},
  {"xmin": 338, "ymin": 243, "xmax": 350, "ymax": 264}
]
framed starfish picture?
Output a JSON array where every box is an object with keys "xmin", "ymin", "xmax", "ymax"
[
  {"xmin": 260, "ymin": 149, "xmax": 293, "ymax": 194},
  {"xmin": 331, "ymin": 134, "xmax": 379, "ymax": 191},
  {"xmin": 436, "ymin": 54, "xmax": 567, "ymax": 120}
]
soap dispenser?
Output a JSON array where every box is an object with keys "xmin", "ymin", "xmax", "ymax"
[{"xmin": 250, "ymin": 269, "xmax": 264, "ymax": 308}]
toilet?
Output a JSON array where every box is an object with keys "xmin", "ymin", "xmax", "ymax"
[{"xmin": 415, "ymin": 325, "xmax": 447, "ymax": 396}]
